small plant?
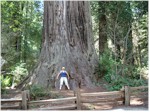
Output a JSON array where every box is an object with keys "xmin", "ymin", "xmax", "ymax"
[
  {"xmin": 11, "ymin": 63, "xmax": 28, "ymax": 84},
  {"xmin": 29, "ymin": 85, "xmax": 48, "ymax": 99},
  {"xmin": 28, "ymin": 85, "xmax": 60, "ymax": 100},
  {"xmin": 0, "ymin": 75, "xmax": 12, "ymax": 88},
  {"xmin": 95, "ymin": 49, "xmax": 115, "ymax": 80},
  {"xmin": 0, "ymin": 75, "xmax": 12, "ymax": 94}
]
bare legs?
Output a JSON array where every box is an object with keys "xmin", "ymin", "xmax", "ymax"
[{"xmin": 59, "ymin": 77, "xmax": 70, "ymax": 90}]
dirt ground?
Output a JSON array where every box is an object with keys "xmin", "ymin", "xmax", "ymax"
[{"xmin": 1, "ymin": 85, "xmax": 148, "ymax": 110}]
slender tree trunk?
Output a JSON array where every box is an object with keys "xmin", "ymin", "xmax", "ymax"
[
  {"xmin": 17, "ymin": 1, "xmax": 98, "ymax": 90},
  {"xmin": 126, "ymin": 27, "xmax": 134, "ymax": 65},
  {"xmin": 98, "ymin": 2, "xmax": 107, "ymax": 55},
  {"xmin": 23, "ymin": 1, "xmax": 29, "ymax": 63},
  {"xmin": 14, "ymin": 2, "xmax": 23, "ymax": 62},
  {"xmin": 15, "ymin": 36, "xmax": 21, "ymax": 61},
  {"xmin": 137, "ymin": 45, "xmax": 142, "ymax": 67},
  {"xmin": 125, "ymin": 3, "xmax": 134, "ymax": 65}
]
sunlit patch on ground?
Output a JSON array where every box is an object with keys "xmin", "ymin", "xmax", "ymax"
[
  {"xmin": 94, "ymin": 104, "xmax": 114, "ymax": 110},
  {"xmin": 130, "ymin": 97, "xmax": 144, "ymax": 105}
]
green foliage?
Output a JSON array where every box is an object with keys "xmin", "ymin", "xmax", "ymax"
[
  {"xmin": 135, "ymin": 13, "xmax": 148, "ymax": 67},
  {"xmin": 1, "ymin": 62, "xmax": 28, "ymax": 90},
  {"xmin": 1, "ymin": 1, "xmax": 43, "ymax": 64},
  {"xmin": 29, "ymin": 85, "xmax": 60, "ymax": 100},
  {"xmin": 95, "ymin": 49, "xmax": 148, "ymax": 91},
  {"xmin": 104, "ymin": 77, "xmax": 147, "ymax": 91},
  {"xmin": 29, "ymin": 85, "xmax": 48, "ymax": 98},
  {"xmin": 11, "ymin": 63, "xmax": 28, "ymax": 84},
  {"xmin": 91, "ymin": 1, "xmax": 148, "ymax": 91},
  {"xmin": 95, "ymin": 49, "xmax": 116, "ymax": 79},
  {"xmin": 102, "ymin": 64, "xmax": 148, "ymax": 91},
  {"xmin": 0, "ymin": 75, "xmax": 12, "ymax": 94},
  {"xmin": 1, "ymin": 1, "xmax": 43, "ymax": 88},
  {"xmin": 0, "ymin": 75, "xmax": 12, "ymax": 89}
]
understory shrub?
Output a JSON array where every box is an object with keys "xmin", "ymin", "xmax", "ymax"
[
  {"xmin": 29, "ymin": 85, "xmax": 60, "ymax": 100},
  {"xmin": 96, "ymin": 50, "xmax": 148, "ymax": 91}
]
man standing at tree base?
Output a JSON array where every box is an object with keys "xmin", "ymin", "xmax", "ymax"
[{"xmin": 56, "ymin": 67, "xmax": 70, "ymax": 90}]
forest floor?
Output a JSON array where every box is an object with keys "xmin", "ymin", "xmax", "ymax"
[{"xmin": 1, "ymin": 83, "xmax": 148, "ymax": 111}]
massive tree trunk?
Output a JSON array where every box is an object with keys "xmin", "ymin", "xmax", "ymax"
[{"xmin": 17, "ymin": 1, "xmax": 98, "ymax": 90}]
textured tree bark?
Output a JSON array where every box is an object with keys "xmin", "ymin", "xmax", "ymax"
[{"xmin": 17, "ymin": 1, "xmax": 98, "ymax": 90}]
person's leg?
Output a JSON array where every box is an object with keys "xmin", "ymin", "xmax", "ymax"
[
  {"xmin": 59, "ymin": 77, "xmax": 63, "ymax": 90},
  {"xmin": 64, "ymin": 77, "xmax": 70, "ymax": 89}
]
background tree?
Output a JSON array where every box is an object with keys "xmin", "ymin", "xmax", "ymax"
[
  {"xmin": 91, "ymin": 1, "xmax": 107, "ymax": 55},
  {"xmin": 91, "ymin": 1, "xmax": 107, "ymax": 81}
]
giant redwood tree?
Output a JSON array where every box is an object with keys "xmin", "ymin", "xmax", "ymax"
[{"xmin": 17, "ymin": 1, "xmax": 98, "ymax": 90}]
